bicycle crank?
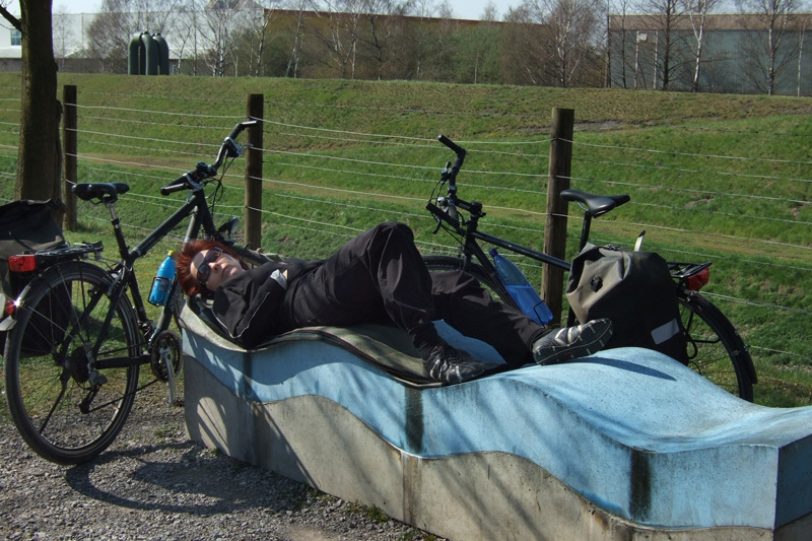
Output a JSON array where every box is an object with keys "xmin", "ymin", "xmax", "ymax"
[
  {"xmin": 149, "ymin": 330, "xmax": 182, "ymax": 406},
  {"xmin": 149, "ymin": 330, "xmax": 181, "ymax": 381}
]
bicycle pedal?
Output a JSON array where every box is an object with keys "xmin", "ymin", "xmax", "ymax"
[{"xmin": 89, "ymin": 371, "xmax": 108, "ymax": 386}]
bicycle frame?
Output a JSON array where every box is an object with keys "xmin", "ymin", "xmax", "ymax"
[{"xmin": 104, "ymin": 183, "xmax": 217, "ymax": 346}]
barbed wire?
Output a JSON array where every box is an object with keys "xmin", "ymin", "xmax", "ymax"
[
  {"xmin": 2, "ymin": 100, "xmax": 809, "ymax": 368},
  {"xmin": 570, "ymin": 174, "xmax": 812, "ymax": 206},
  {"xmin": 575, "ymin": 154, "xmax": 812, "ymax": 186},
  {"xmin": 570, "ymin": 138, "xmax": 812, "ymax": 167}
]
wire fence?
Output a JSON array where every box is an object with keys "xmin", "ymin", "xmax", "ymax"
[{"xmin": 0, "ymin": 85, "xmax": 809, "ymax": 390}]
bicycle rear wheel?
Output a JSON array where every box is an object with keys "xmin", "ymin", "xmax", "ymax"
[
  {"xmin": 678, "ymin": 291, "xmax": 755, "ymax": 401},
  {"xmin": 4, "ymin": 261, "xmax": 141, "ymax": 464}
]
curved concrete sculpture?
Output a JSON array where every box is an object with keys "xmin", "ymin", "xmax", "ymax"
[{"xmin": 180, "ymin": 306, "xmax": 812, "ymax": 540}]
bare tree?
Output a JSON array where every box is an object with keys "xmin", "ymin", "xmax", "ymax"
[
  {"xmin": 199, "ymin": 4, "xmax": 235, "ymax": 75},
  {"xmin": 232, "ymin": 0, "xmax": 282, "ymax": 76},
  {"xmin": 504, "ymin": 0, "xmax": 603, "ymax": 87},
  {"xmin": 186, "ymin": 1, "xmax": 261, "ymax": 77},
  {"xmin": 607, "ymin": 0, "xmax": 634, "ymax": 87},
  {"xmin": 356, "ymin": 0, "xmax": 412, "ymax": 79},
  {"xmin": 481, "ymin": 2, "xmax": 499, "ymax": 20},
  {"xmin": 682, "ymin": 0, "xmax": 719, "ymax": 91},
  {"xmin": 736, "ymin": 0, "xmax": 804, "ymax": 95},
  {"xmin": 797, "ymin": 14, "xmax": 808, "ymax": 95},
  {"xmin": 87, "ymin": 0, "xmax": 179, "ymax": 73},
  {"xmin": 52, "ymin": 6, "xmax": 74, "ymax": 70},
  {"xmin": 310, "ymin": 0, "xmax": 365, "ymax": 78},
  {"xmin": 637, "ymin": 0, "xmax": 686, "ymax": 90},
  {"xmin": 171, "ymin": 0, "xmax": 205, "ymax": 74},
  {"xmin": 285, "ymin": 0, "xmax": 310, "ymax": 77},
  {"xmin": 0, "ymin": 1, "xmax": 62, "ymax": 202}
]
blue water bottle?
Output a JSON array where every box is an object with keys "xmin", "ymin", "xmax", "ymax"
[
  {"xmin": 148, "ymin": 251, "xmax": 176, "ymax": 306},
  {"xmin": 490, "ymin": 248, "xmax": 553, "ymax": 325}
]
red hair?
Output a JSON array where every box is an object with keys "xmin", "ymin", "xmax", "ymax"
[{"xmin": 175, "ymin": 239, "xmax": 242, "ymax": 297}]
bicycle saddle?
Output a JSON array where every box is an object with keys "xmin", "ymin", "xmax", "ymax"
[
  {"xmin": 72, "ymin": 183, "xmax": 130, "ymax": 203},
  {"xmin": 560, "ymin": 188, "xmax": 630, "ymax": 218}
]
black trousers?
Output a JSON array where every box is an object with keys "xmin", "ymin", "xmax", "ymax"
[{"xmin": 278, "ymin": 223, "xmax": 546, "ymax": 367}]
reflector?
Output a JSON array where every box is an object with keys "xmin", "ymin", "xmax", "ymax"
[
  {"xmin": 7, "ymin": 254, "xmax": 37, "ymax": 272},
  {"xmin": 686, "ymin": 267, "xmax": 710, "ymax": 291}
]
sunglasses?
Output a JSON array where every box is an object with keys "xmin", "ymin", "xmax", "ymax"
[{"xmin": 196, "ymin": 247, "xmax": 223, "ymax": 287}]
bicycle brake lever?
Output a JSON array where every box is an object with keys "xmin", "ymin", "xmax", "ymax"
[{"xmin": 227, "ymin": 140, "xmax": 244, "ymax": 158}]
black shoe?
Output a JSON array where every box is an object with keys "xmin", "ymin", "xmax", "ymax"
[
  {"xmin": 424, "ymin": 345, "xmax": 489, "ymax": 384},
  {"xmin": 532, "ymin": 318, "xmax": 613, "ymax": 366}
]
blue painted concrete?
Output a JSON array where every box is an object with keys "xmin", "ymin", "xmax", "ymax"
[{"xmin": 183, "ymin": 324, "xmax": 812, "ymax": 531}]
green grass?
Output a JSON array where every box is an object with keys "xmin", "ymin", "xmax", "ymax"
[{"xmin": 0, "ymin": 73, "xmax": 810, "ymax": 407}]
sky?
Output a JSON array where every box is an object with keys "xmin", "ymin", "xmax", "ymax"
[{"xmin": 53, "ymin": 0, "xmax": 516, "ymax": 21}]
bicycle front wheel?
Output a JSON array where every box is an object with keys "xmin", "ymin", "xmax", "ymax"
[
  {"xmin": 4, "ymin": 261, "xmax": 141, "ymax": 464},
  {"xmin": 678, "ymin": 291, "xmax": 755, "ymax": 401}
]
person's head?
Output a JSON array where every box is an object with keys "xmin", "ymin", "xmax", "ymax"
[{"xmin": 175, "ymin": 240, "xmax": 246, "ymax": 298}]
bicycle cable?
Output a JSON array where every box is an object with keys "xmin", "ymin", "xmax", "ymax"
[{"xmin": 207, "ymin": 155, "xmax": 235, "ymax": 221}]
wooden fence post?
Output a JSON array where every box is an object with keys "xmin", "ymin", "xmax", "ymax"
[
  {"xmin": 541, "ymin": 108, "xmax": 574, "ymax": 325},
  {"xmin": 62, "ymin": 85, "xmax": 77, "ymax": 231},
  {"xmin": 245, "ymin": 94, "xmax": 264, "ymax": 249}
]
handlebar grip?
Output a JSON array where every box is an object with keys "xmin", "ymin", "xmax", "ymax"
[
  {"xmin": 160, "ymin": 182, "xmax": 188, "ymax": 196},
  {"xmin": 437, "ymin": 135, "xmax": 466, "ymax": 158},
  {"xmin": 229, "ymin": 119, "xmax": 259, "ymax": 140}
]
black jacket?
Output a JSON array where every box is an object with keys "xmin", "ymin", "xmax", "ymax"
[{"xmin": 211, "ymin": 259, "xmax": 318, "ymax": 348}]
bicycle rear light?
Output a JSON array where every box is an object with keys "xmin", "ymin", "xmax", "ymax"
[
  {"xmin": 686, "ymin": 267, "xmax": 710, "ymax": 291},
  {"xmin": 3, "ymin": 299, "xmax": 15, "ymax": 316},
  {"xmin": 7, "ymin": 254, "xmax": 37, "ymax": 273}
]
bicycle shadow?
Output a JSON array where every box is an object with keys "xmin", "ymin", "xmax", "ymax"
[{"xmin": 64, "ymin": 439, "xmax": 309, "ymax": 516}]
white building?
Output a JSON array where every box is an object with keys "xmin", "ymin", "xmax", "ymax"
[{"xmin": 0, "ymin": 12, "xmax": 96, "ymax": 71}]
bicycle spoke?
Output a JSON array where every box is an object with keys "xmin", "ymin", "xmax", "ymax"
[{"xmin": 37, "ymin": 370, "xmax": 70, "ymax": 435}]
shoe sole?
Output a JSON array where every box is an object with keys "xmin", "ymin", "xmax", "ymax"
[{"xmin": 535, "ymin": 321, "xmax": 613, "ymax": 366}]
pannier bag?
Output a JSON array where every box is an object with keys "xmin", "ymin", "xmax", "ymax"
[
  {"xmin": 566, "ymin": 244, "xmax": 688, "ymax": 363},
  {"xmin": 0, "ymin": 199, "xmax": 69, "ymax": 356}
]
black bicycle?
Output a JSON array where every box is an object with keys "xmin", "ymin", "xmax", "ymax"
[
  {"xmin": 2, "ymin": 120, "xmax": 267, "ymax": 464},
  {"xmin": 424, "ymin": 135, "xmax": 757, "ymax": 400}
]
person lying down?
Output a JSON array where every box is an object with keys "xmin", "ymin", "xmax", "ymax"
[{"xmin": 175, "ymin": 222, "xmax": 612, "ymax": 385}]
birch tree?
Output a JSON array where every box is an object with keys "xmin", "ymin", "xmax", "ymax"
[
  {"xmin": 607, "ymin": 0, "xmax": 633, "ymax": 87},
  {"xmin": 637, "ymin": 0, "xmax": 686, "ymax": 90},
  {"xmin": 682, "ymin": 0, "xmax": 719, "ymax": 91},
  {"xmin": 503, "ymin": 0, "xmax": 603, "ymax": 87},
  {"xmin": 310, "ymin": 0, "xmax": 364, "ymax": 78},
  {"xmin": 736, "ymin": 0, "xmax": 804, "ymax": 95}
]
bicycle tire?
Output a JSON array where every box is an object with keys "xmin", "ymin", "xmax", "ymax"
[
  {"xmin": 422, "ymin": 255, "xmax": 515, "ymax": 306},
  {"xmin": 4, "ymin": 261, "xmax": 141, "ymax": 464},
  {"xmin": 677, "ymin": 291, "xmax": 755, "ymax": 401}
]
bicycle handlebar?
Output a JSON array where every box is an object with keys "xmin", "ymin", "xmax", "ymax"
[
  {"xmin": 160, "ymin": 120, "xmax": 258, "ymax": 196},
  {"xmin": 437, "ymin": 134, "xmax": 465, "ymax": 181}
]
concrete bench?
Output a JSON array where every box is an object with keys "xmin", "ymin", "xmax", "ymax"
[{"xmin": 180, "ymin": 305, "xmax": 812, "ymax": 541}]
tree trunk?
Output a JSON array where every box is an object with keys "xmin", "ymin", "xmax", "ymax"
[{"xmin": 16, "ymin": 0, "xmax": 62, "ymax": 203}]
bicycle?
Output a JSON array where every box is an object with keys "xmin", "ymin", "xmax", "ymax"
[
  {"xmin": 424, "ymin": 135, "xmax": 757, "ymax": 401},
  {"xmin": 1, "ymin": 120, "xmax": 267, "ymax": 464}
]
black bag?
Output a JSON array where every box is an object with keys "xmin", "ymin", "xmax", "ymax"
[
  {"xmin": 0, "ymin": 199, "xmax": 69, "ymax": 356},
  {"xmin": 566, "ymin": 244, "xmax": 688, "ymax": 363}
]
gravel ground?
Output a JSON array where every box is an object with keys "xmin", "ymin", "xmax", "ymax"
[{"xmin": 0, "ymin": 384, "xmax": 441, "ymax": 541}]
